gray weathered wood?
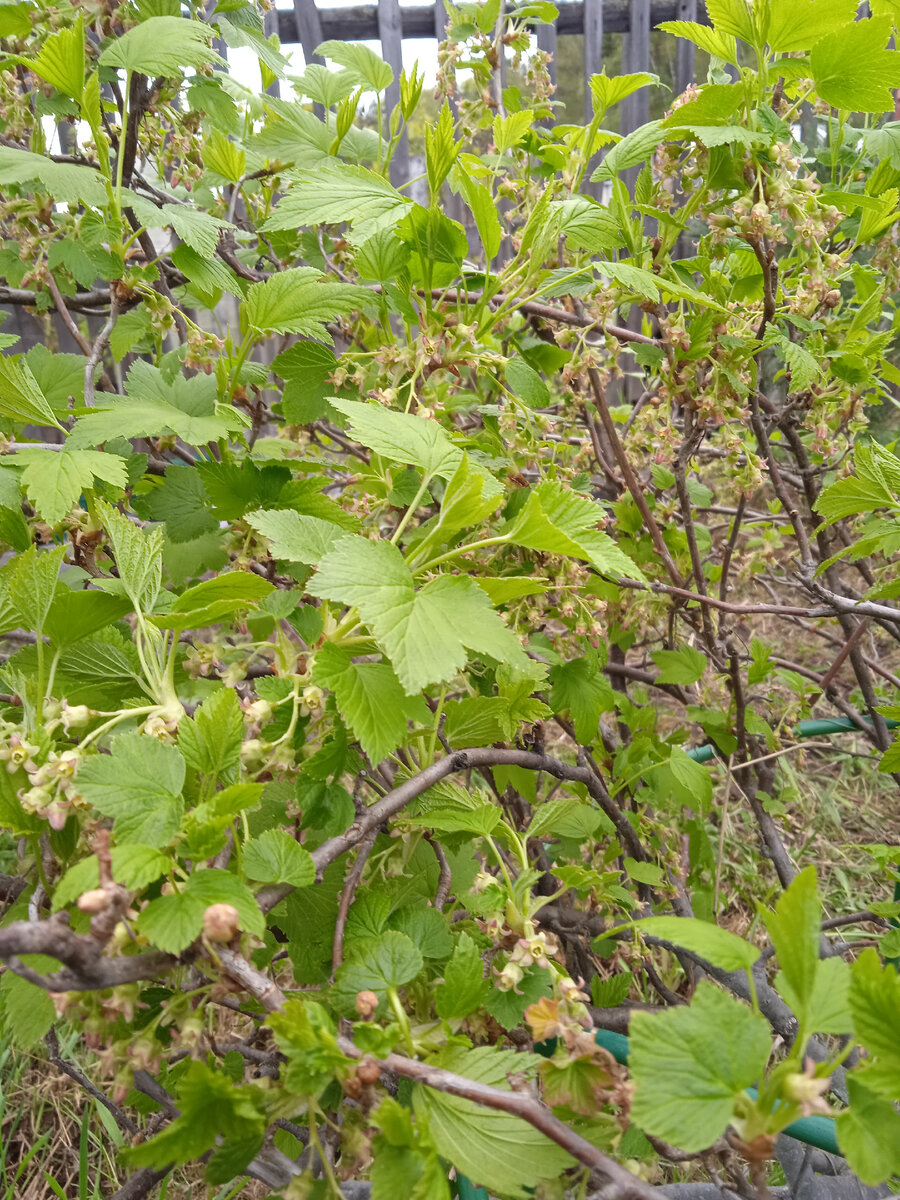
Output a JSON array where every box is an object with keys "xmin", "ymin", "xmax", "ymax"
[
  {"xmin": 291, "ymin": 0, "xmax": 324, "ymax": 65},
  {"xmin": 674, "ymin": 0, "xmax": 697, "ymax": 93},
  {"xmin": 377, "ymin": 0, "xmax": 408, "ymax": 185},
  {"xmin": 276, "ymin": 2, "xmax": 710, "ymax": 46},
  {"xmin": 263, "ymin": 8, "xmax": 281, "ymax": 96},
  {"xmin": 434, "ymin": 0, "xmax": 449, "ymax": 38},
  {"xmin": 583, "ymin": 0, "xmax": 604, "ymax": 121},
  {"xmin": 621, "ymin": 0, "xmax": 650, "ymax": 136}
]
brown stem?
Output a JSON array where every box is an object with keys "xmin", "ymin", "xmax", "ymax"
[{"xmin": 331, "ymin": 830, "xmax": 377, "ymax": 975}]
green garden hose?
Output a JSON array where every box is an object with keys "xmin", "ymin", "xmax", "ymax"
[{"xmin": 453, "ymin": 716, "xmax": 900, "ymax": 1197}]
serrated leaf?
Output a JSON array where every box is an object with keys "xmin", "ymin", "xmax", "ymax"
[
  {"xmin": 836, "ymin": 1076, "xmax": 900, "ymax": 1185},
  {"xmin": 589, "ymin": 71, "xmax": 660, "ymax": 117},
  {"xmin": 762, "ymin": 865, "xmax": 820, "ymax": 1020},
  {"xmin": 651, "ymin": 646, "xmax": 707, "ymax": 685},
  {"xmin": 8, "ymin": 543, "xmax": 65, "ymax": 633},
  {"xmin": 177, "ymin": 686, "xmax": 243, "ymax": 785},
  {"xmin": 412, "ymin": 1046, "xmax": 573, "ymax": 1199},
  {"xmin": 0, "ymin": 964, "xmax": 57, "ymax": 1048},
  {"xmin": 811, "ymin": 17, "xmax": 900, "ymax": 112},
  {"xmin": 28, "ymin": 13, "xmax": 85, "ymax": 99},
  {"xmin": 247, "ymin": 508, "xmax": 346, "ymax": 565},
  {"xmin": 0, "ymin": 147, "xmax": 106, "ymax": 206},
  {"xmin": 99, "ymin": 15, "xmax": 223, "ymax": 75},
  {"xmin": 635, "ymin": 916, "xmax": 758, "ymax": 972},
  {"xmin": 327, "ymin": 397, "xmax": 463, "ymax": 481},
  {"xmin": 312, "ymin": 642, "xmax": 411, "ymax": 764},
  {"xmin": 629, "ymin": 981, "xmax": 771, "ymax": 1152},
  {"xmin": 548, "ymin": 653, "xmax": 614, "ymax": 744},
  {"xmin": 0, "ymin": 355, "xmax": 65, "ymax": 430},
  {"xmin": 95, "ymin": 497, "xmax": 163, "ymax": 613},
  {"xmin": 309, "ymin": 537, "xmax": 528, "ymax": 694},
  {"xmin": 153, "ymin": 571, "xmax": 273, "ymax": 632},
  {"xmin": 263, "ymin": 163, "xmax": 411, "ymax": 240},
  {"xmin": 656, "ymin": 20, "xmax": 737, "ymax": 62},
  {"xmin": 77, "ymin": 733, "xmax": 185, "ymax": 848},
  {"xmin": 334, "ymin": 930, "xmax": 423, "ymax": 999},
  {"xmin": 14, "ymin": 448, "xmax": 127, "ymax": 524},
  {"xmin": 316, "ymin": 39, "xmax": 393, "ymax": 92},
  {"xmin": 243, "ymin": 829, "xmax": 315, "ymax": 888},
  {"xmin": 242, "ymin": 268, "xmax": 370, "ymax": 342},
  {"xmin": 160, "ymin": 204, "xmax": 232, "ymax": 257}
]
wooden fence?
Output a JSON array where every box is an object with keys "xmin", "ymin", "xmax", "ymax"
[{"xmin": 270, "ymin": 0, "xmax": 709, "ymax": 182}]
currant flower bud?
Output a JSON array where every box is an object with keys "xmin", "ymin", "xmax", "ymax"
[
  {"xmin": 203, "ymin": 903, "xmax": 241, "ymax": 943},
  {"xmin": 355, "ymin": 990, "xmax": 379, "ymax": 1019}
]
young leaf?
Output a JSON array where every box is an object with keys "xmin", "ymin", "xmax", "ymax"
[
  {"xmin": 27, "ymin": 13, "xmax": 85, "ymax": 100},
  {"xmin": 14, "ymin": 448, "xmax": 127, "ymax": 524},
  {"xmin": 629, "ymin": 981, "xmax": 771, "ymax": 1152},
  {"xmin": 247, "ymin": 509, "xmax": 346, "ymax": 565},
  {"xmin": 99, "ymin": 15, "xmax": 223, "ymax": 75},
  {"xmin": 811, "ymin": 17, "xmax": 900, "ymax": 112},
  {"xmin": 411, "ymin": 1047, "xmax": 573, "ymax": 1199},
  {"xmin": 0, "ymin": 356, "xmax": 65, "ymax": 430},
  {"xmin": 651, "ymin": 646, "xmax": 708, "ymax": 685},
  {"xmin": 178, "ymin": 686, "xmax": 243, "ymax": 785},
  {"xmin": 243, "ymin": 829, "xmax": 315, "ymax": 888},
  {"xmin": 762, "ymin": 866, "xmax": 821, "ymax": 1021},
  {"xmin": 316, "ymin": 39, "xmax": 393, "ymax": 93},
  {"xmin": 242, "ymin": 269, "xmax": 370, "ymax": 341},
  {"xmin": 0, "ymin": 965, "xmax": 57, "ymax": 1048},
  {"xmin": 635, "ymin": 916, "xmax": 759, "ymax": 973},
  {"xmin": 95, "ymin": 498, "xmax": 164, "ymax": 613},
  {"xmin": 263, "ymin": 164, "xmax": 411, "ymax": 239},
  {"xmin": 77, "ymin": 733, "xmax": 185, "ymax": 848},
  {"xmin": 334, "ymin": 930, "xmax": 424, "ymax": 1000},
  {"xmin": 312, "ymin": 642, "xmax": 411, "ymax": 764}
]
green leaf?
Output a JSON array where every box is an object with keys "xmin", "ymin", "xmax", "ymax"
[
  {"xmin": 0, "ymin": 146, "xmax": 107, "ymax": 206},
  {"xmin": 764, "ymin": 0, "xmax": 858, "ymax": 51},
  {"xmin": 111, "ymin": 844, "xmax": 172, "ymax": 891},
  {"xmin": 503, "ymin": 481, "xmax": 642, "ymax": 581},
  {"xmin": 629, "ymin": 981, "xmax": 771, "ymax": 1152},
  {"xmin": 127, "ymin": 1061, "xmax": 265, "ymax": 1169},
  {"xmin": 134, "ymin": 467, "xmax": 218, "ymax": 543},
  {"xmin": 312, "ymin": 642, "xmax": 411, "ymax": 764},
  {"xmin": 160, "ymin": 204, "xmax": 232, "ymax": 258},
  {"xmin": 589, "ymin": 71, "xmax": 660, "ymax": 118},
  {"xmin": 263, "ymin": 163, "xmax": 411, "ymax": 240},
  {"xmin": 705, "ymin": 0, "xmax": 755, "ymax": 42},
  {"xmin": 390, "ymin": 906, "xmax": 453, "ymax": 959},
  {"xmin": 548, "ymin": 653, "xmax": 614, "ymax": 744},
  {"xmin": 0, "ymin": 964, "xmax": 57, "ymax": 1047},
  {"xmin": 98, "ymin": 15, "xmax": 223, "ymax": 75},
  {"xmin": 551, "ymin": 197, "xmax": 623, "ymax": 254},
  {"xmin": 14, "ymin": 448, "xmax": 127, "ymax": 524},
  {"xmin": 95, "ymin": 497, "xmax": 163, "ymax": 612},
  {"xmin": 316, "ymin": 38, "xmax": 393, "ymax": 93},
  {"xmin": 0, "ymin": 355, "xmax": 65, "ymax": 430},
  {"xmin": 811, "ymin": 17, "xmax": 900, "ymax": 112},
  {"xmin": 44, "ymin": 590, "xmax": 133, "ymax": 647},
  {"xmin": 242, "ymin": 268, "xmax": 370, "ymax": 341},
  {"xmin": 846, "ymin": 948, "xmax": 900, "ymax": 1093},
  {"xmin": 412, "ymin": 1047, "xmax": 573, "ymax": 1199},
  {"xmin": 592, "ymin": 121, "xmax": 665, "ymax": 182},
  {"xmin": 657, "ymin": 21, "xmax": 737, "ymax": 62},
  {"xmin": 68, "ymin": 361, "xmax": 236, "ymax": 449},
  {"xmin": 334, "ymin": 930, "xmax": 423, "ymax": 1001},
  {"xmin": 493, "ymin": 109, "xmax": 533, "ymax": 153},
  {"xmin": 426, "ymin": 102, "xmax": 460, "ymax": 194},
  {"xmin": 327, "ymin": 397, "xmax": 463, "ymax": 482},
  {"xmin": 762, "ymin": 866, "xmax": 820, "ymax": 1021},
  {"xmin": 455, "ymin": 163, "xmax": 502, "ymax": 260},
  {"xmin": 309, "ymin": 537, "xmax": 528, "ymax": 694},
  {"xmin": 243, "ymin": 829, "xmax": 315, "ymax": 888},
  {"xmin": 651, "ymin": 646, "xmax": 708, "ymax": 685},
  {"xmin": 8, "ymin": 544, "xmax": 65, "ymax": 633},
  {"xmin": 136, "ymin": 889, "xmax": 206, "ymax": 953},
  {"xmin": 435, "ymin": 932, "xmax": 489, "ymax": 1019},
  {"xmin": 153, "ymin": 571, "xmax": 273, "ymax": 631},
  {"xmin": 413, "ymin": 453, "xmax": 503, "ymax": 561},
  {"xmin": 247, "ymin": 508, "xmax": 346, "ymax": 565},
  {"xmin": 635, "ymin": 916, "xmax": 758, "ymax": 973},
  {"xmin": 661, "ymin": 746, "xmax": 714, "ymax": 811},
  {"xmin": 836, "ymin": 1076, "xmax": 900, "ymax": 1185},
  {"xmin": 177, "ymin": 686, "xmax": 243, "ymax": 785},
  {"xmin": 28, "ymin": 13, "xmax": 84, "ymax": 100},
  {"xmin": 77, "ymin": 733, "xmax": 185, "ymax": 847},
  {"xmin": 272, "ymin": 341, "xmax": 339, "ymax": 424}
]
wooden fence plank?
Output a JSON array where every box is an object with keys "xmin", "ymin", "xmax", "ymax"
[
  {"xmin": 621, "ymin": 0, "xmax": 650, "ymax": 136},
  {"xmin": 583, "ymin": 0, "xmax": 603, "ymax": 121},
  {"xmin": 291, "ymin": 0, "xmax": 324, "ymax": 65},
  {"xmin": 674, "ymin": 0, "xmax": 697, "ymax": 94},
  {"xmin": 377, "ymin": 0, "xmax": 408, "ymax": 184},
  {"xmin": 276, "ymin": 2, "xmax": 710, "ymax": 45}
]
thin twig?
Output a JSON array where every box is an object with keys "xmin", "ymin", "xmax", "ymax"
[{"xmin": 84, "ymin": 295, "xmax": 120, "ymax": 408}]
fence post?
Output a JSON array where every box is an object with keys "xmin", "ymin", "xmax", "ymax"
[
  {"xmin": 377, "ymin": 0, "xmax": 408, "ymax": 185},
  {"xmin": 583, "ymin": 0, "xmax": 604, "ymax": 197},
  {"xmin": 674, "ymin": 0, "xmax": 697, "ymax": 94},
  {"xmin": 263, "ymin": 7, "xmax": 281, "ymax": 97},
  {"xmin": 291, "ymin": 0, "xmax": 324, "ymax": 67}
]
